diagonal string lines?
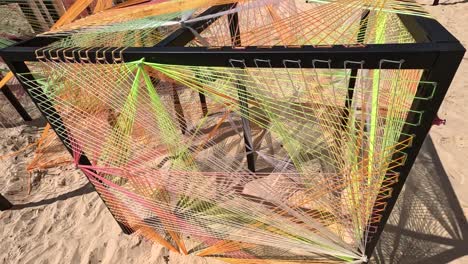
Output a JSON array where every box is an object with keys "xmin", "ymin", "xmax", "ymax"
[{"xmin": 18, "ymin": 55, "xmax": 435, "ymax": 263}]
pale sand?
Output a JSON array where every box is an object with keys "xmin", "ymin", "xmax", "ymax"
[
  {"xmin": 420, "ymin": 0, "xmax": 468, "ymax": 218},
  {"xmin": 1, "ymin": 1, "xmax": 468, "ymax": 263}
]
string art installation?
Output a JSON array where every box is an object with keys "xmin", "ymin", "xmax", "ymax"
[
  {"xmin": 0, "ymin": 0, "xmax": 78, "ymax": 172},
  {"xmin": 0, "ymin": 0, "xmax": 465, "ymax": 262},
  {"xmin": 0, "ymin": 7, "xmax": 32, "ymax": 128},
  {"xmin": 0, "ymin": 0, "xmax": 84, "ymax": 34}
]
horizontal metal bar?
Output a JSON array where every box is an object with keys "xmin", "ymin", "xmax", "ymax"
[
  {"xmin": 15, "ymin": 36, "xmax": 64, "ymax": 47},
  {"xmin": 0, "ymin": 193, "xmax": 13, "ymax": 211},
  {"xmin": 155, "ymin": 4, "xmax": 235, "ymax": 47},
  {"xmin": 1, "ymin": 84, "xmax": 32, "ymax": 121},
  {"xmin": 2, "ymin": 42, "xmax": 463, "ymax": 69},
  {"xmin": 398, "ymin": 14, "xmax": 459, "ymax": 43}
]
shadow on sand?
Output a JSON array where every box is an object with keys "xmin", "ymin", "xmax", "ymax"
[
  {"xmin": 4, "ymin": 135, "xmax": 467, "ymax": 262},
  {"xmin": 372, "ymin": 136, "xmax": 468, "ymax": 263},
  {"xmin": 10, "ymin": 183, "xmax": 94, "ymax": 210},
  {"xmin": 439, "ymin": 0, "xmax": 468, "ymax": 5}
]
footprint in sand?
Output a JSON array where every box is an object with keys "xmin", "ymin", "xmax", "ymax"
[
  {"xmin": 439, "ymin": 136, "xmax": 453, "ymax": 145},
  {"xmin": 455, "ymin": 136, "xmax": 468, "ymax": 148}
]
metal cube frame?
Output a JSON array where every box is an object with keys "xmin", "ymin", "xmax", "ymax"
[{"xmin": 0, "ymin": 5, "xmax": 465, "ymax": 260}]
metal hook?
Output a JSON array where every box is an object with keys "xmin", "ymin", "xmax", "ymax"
[
  {"xmin": 79, "ymin": 48, "xmax": 90, "ymax": 62},
  {"xmin": 379, "ymin": 59, "xmax": 404, "ymax": 70},
  {"xmin": 63, "ymin": 47, "xmax": 76, "ymax": 62},
  {"xmin": 35, "ymin": 47, "xmax": 46, "ymax": 60},
  {"xmin": 96, "ymin": 47, "xmax": 108, "ymax": 62},
  {"xmin": 229, "ymin": 59, "xmax": 247, "ymax": 68},
  {"xmin": 311, "ymin": 59, "xmax": 332, "ymax": 69},
  {"xmin": 253, "ymin": 58, "xmax": 271, "ymax": 68},
  {"xmin": 282, "ymin": 59, "xmax": 301, "ymax": 68},
  {"xmin": 47, "ymin": 48, "xmax": 60, "ymax": 61},
  {"xmin": 343, "ymin": 60, "xmax": 365, "ymax": 71},
  {"xmin": 112, "ymin": 47, "xmax": 123, "ymax": 63}
]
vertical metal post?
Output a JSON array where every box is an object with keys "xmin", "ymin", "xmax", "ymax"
[
  {"xmin": 1, "ymin": 83, "xmax": 32, "ymax": 122},
  {"xmin": 228, "ymin": 8, "xmax": 256, "ymax": 172},
  {"xmin": 0, "ymin": 194, "xmax": 13, "ymax": 211},
  {"xmin": 235, "ymin": 70, "xmax": 256, "ymax": 172},
  {"xmin": 198, "ymin": 92, "xmax": 208, "ymax": 116},
  {"xmin": 342, "ymin": 10, "xmax": 369, "ymax": 129},
  {"xmin": 155, "ymin": 4, "xmax": 236, "ymax": 117},
  {"xmin": 4, "ymin": 61, "xmax": 134, "ymax": 235},
  {"xmin": 149, "ymin": 75, "xmax": 187, "ymax": 134},
  {"xmin": 228, "ymin": 7, "xmax": 241, "ymax": 47},
  {"xmin": 364, "ymin": 48, "xmax": 465, "ymax": 259},
  {"xmin": 172, "ymin": 86, "xmax": 187, "ymax": 134}
]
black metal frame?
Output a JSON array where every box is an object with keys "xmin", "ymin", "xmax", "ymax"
[
  {"xmin": 0, "ymin": 78, "xmax": 32, "ymax": 122},
  {"xmin": 0, "ymin": 5, "xmax": 464, "ymax": 261},
  {"xmin": 0, "ymin": 73, "xmax": 32, "ymax": 212},
  {"xmin": 0, "ymin": 193, "xmax": 13, "ymax": 211}
]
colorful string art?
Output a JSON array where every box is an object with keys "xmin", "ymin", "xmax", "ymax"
[{"xmin": 1, "ymin": 0, "xmax": 465, "ymax": 263}]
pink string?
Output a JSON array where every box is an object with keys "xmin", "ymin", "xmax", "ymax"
[{"xmin": 81, "ymin": 167, "xmax": 209, "ymax": 237}]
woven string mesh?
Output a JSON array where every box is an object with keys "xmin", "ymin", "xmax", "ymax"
[
  {"xmin": 19, "ymin": 56, "xmax": 435, "ymax": 262},
  {"xmin": 14, "ymin": 0, "xmax": 437, "ymax": 262}
]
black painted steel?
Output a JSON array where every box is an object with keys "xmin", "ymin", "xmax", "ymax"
[
  {"xmin": 235, "ymin": 76, "xmax": 256, "ymax": 173},
  {"xmin": 343, "ymin": 10, "xmax": 369, "ymax": 129},
  {"xmin": 227, "ymin": 6, "xmax": 256, "ymax": 172},
  {"xmin": 363, "ymin": 14, "xmax": 466, "ymax": 261},
  {"xmin": 364, "ymin": 45, "xmax": 465, "ymax": 260},
  {"xmin": 3, "ymin": 61, "xmax": 134, "ymax": 235},
  {"xmin": 154, "ymin": 4, "xmax": 235, "ymax": 47},
  {"xmin": 398, "ymin": 13, "xmax": 459, "ymax": 43},
  {"xmin": 0, "ymin": 193, "xmax": 13, "ymax": 211},
  {"xmin": 0, "ymin": 9, "xmax": 465, "ymax": 260},
  {"xmin": 1, "ymin": 83, "xmax": 32, "ymax": 122},
  {"xmin": 228, "ymin": 5, "xmax": 241, "ymax": 47},
  {"xmin": 0, "ymin": 44, "xmax": 443, "ymax": 69},
  {"xmin": 154, "ymin": 4, "xmax": 236, "ymax": 129}
]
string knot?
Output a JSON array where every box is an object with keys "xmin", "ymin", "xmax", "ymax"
[{"xmin": 433, "ymin": 116, "xmax": 446, "ymax": 126}]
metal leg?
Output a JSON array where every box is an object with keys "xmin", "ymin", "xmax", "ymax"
[
  {"xmin": 198, "ymin": 92, "xmax": 208, "ymax": 116},
  {"xmin": 228, "ymin": 9, "xmax": 241, "ymax": 47},
  {"xmin": 4, "ymin": 61, "xmax": 134, "ymax": 235},
  {"xmin": 0, "ymin": 194, "xmax": 13, "ymax": 211},
  {"xmin": 228, "ymin": 8, "xmax": 256, "ymax": 172},
  {"xmin": 342, "ymin": 10, "xmax": 369, "ymax": 129},
  {"xmin": 364, "ymin": 46, "xmax": 465, "ymax": 259},
  {"xmin": 154, "ymin": 4, "xmax": 236, "ymax": 119},
  {"xmin": 236, "ymin": 80, "xmax": 256, "ymax": 172},
  {"xmin": 172, "ymin": 86, "xmax": 187, "ymax": 134},
  {"xmin": 0, "ymin": 75, "xmax": 32, "ymax": 122}
]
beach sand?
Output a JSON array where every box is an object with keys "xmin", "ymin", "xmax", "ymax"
[{"xmin": 1, "ymin": 1, "xmax": 467, "ymax": 263}]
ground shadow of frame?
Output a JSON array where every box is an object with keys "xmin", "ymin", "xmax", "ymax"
[{"xmin": 372, "ymin": 135, "xmax": 468, "ymax": 263}]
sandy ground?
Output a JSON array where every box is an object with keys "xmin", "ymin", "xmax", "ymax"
[
  {"xmin": 0, "ymin": 125, "xmax": 223, "ymax": 263},
  {"xmin": 420, "ymin": 0, "xmax": 468, "ymax": 220},
  {"xmin": 378, "ymin": 1, "xmax": 468, "ymax": 262},
  {"xmin": 1, "ymin": 1, "xmax": 468, "ymax": 263},
  {"xmin": 0, "ymin": 4, "xmax": 33, "ymax": 38}
]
